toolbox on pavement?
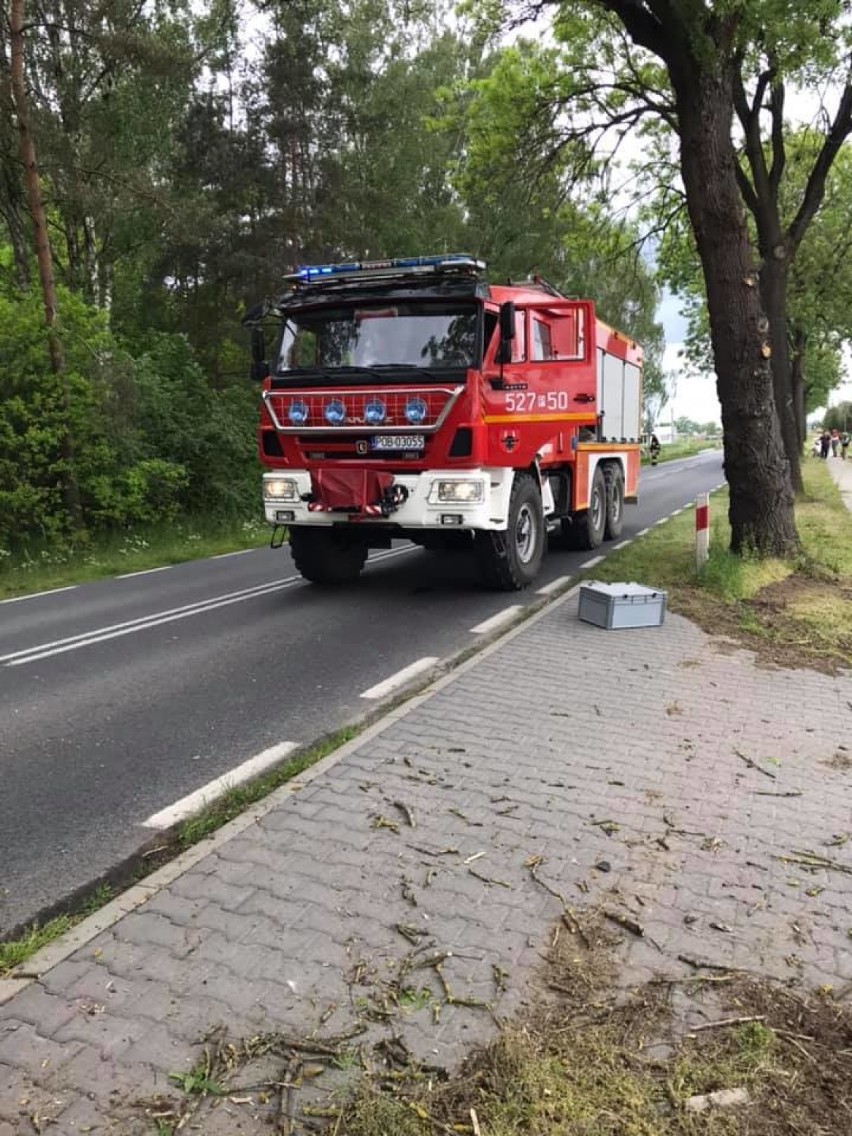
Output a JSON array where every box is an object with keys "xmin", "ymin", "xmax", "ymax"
[{"xmin": 578, "ymin": 580, "xmax": 667, "ymax": 630}]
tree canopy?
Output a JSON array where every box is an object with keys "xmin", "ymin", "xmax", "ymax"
[{"xmin": 3, "ymin": 0, "xmax": 850, "ymax": 555}]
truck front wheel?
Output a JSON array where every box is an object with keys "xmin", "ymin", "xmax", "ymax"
[
  {"xmin": 289, "ymin": 527, "xmax": 368, "ymax": 585},
  {"xmin": 476, "ymin": 473, "xmax": 545, "ymax": 590}
]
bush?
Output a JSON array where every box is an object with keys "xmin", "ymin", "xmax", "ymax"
[{"xmin": 0, "ymin": 286, "xmax": 260, "ymax": 548}]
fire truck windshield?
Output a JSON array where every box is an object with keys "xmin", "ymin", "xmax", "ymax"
[{"xmin": 276, "ymin": 302, "xmax": 478, "ymax": 374}]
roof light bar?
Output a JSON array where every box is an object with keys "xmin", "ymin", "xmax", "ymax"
[{"xmin": 292, "ymin": 254, "xmax": 486, "ymax": 284}]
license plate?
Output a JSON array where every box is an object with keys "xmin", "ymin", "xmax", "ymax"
[{"xmin": 370, "ymin": 434, "xmax": 425, "ymax": 451}]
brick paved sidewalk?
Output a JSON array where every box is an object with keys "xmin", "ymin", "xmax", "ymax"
[{"xmin": 1, "ymin": 591, "xmax": 850, "ymax": 1134}]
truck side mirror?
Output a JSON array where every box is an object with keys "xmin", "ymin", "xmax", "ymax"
[
  {"xmin": 496, "ymin": 301, "xmax": 515, "ymax": 366},
  {"xmin": 499, "ymin": 301, "xmax": 515, "ymax": 342},
  {"xmin": 250, "ymin": 327, "xmax": 269, "ymax": 382}
]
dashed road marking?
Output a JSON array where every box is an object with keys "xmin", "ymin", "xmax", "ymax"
[
  {"xmin": 360, "ymin": 657, "xmax": 440, "ymax": 700},
  {"xmin": 142, "ymin": 741, "xmax": 299, "ymax": 829},
  {"xmin": 536, "ymin": 575, "xmax": 572, "ymax": 595},
  {"xmin": 580, "ymin": 555, "xmax": 605, "ymax": 569},
  {"xmin": 116, "ymin": 566, "xmax": 171, "ymax": 580},
  {"xmin": 0, "ymin": 585, "xmax": 77, "ymax": 606},
  {"xmin": 635, "ymin": 528, "xmax": 650, "ymax": 537},
  {"xmin": 612, "ymin": 539, "xmax": 632, "ymax": 550},
  {"xmin": 470, "ymin": 606, "xmax": 524, "ymax": 635}
]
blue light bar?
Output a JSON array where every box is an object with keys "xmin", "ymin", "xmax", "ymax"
[{"xmin": 292, "ymin": 254, "xmax": 485, "ymax": 283}]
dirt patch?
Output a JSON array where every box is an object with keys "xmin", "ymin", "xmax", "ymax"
[
  {"xmin": 822, "ymin": 748, "xmax": 852, "ymax": 771},
  {"xmin": 670, "ymin": 575, "xmax": 852, "ymax": 676},
  {"xmin": 141, "ymin": 919, "xmax": 852, "ymax": 1134}
]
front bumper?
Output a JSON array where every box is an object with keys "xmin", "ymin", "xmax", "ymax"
[{"xmin": 263, "ymin": 468, "xmax": 515, "ymax": 531}]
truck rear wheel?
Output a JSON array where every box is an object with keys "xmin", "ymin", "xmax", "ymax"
[
  {"xmin": 563, "ymin": 465, "xmax": 606, "ymax": 550},
  {"xmin": 604, "ymin": 464, "xmax": 625, "ymax": 539},
  {"xmin": 476, "ymin": 473, "xmax": 545, "ymax": 590},
  {"xmin": 289, "ymin": 526, "xmax": 368, "ymax": 584}
]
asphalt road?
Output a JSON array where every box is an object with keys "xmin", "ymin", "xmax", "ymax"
[{"xmin": 0, "ymin": 451, "xmax": 724, "ymax": 936}]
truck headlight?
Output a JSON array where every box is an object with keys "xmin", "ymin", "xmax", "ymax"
[
  {"xmin": 431, "ymin": 479, "xmax": 485, "ymax": 504},
  {"xmin": 264, "ymin": 477, "xmax": 299, "ymax": 501}
]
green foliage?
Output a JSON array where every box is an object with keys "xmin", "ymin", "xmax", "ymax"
[
  {"xmin": 823, "ymin": 403, "xmax": 852, "ymax": 432},
  {"xmin": 0, "ymin": 285, "xmax": 258, "ymax": 549}
]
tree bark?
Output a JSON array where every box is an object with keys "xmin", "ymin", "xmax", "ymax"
[
  {"xmin": 671, "ymin": 61, "xmax": 797, "ymax": 555},
  {"xmin": 10, "ymin": 0, "xmax": 83, "ymax": 530},
  {"xmin": 790, "ymin": 326, "xmax": 807, "ymax": 445},
  {"xmin": 758, "ymin": 252, "xmax": 803, "ymax": 491}
]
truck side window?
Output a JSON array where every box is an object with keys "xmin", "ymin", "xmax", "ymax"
[
  {"xmin": 531, "ymin": 317, "xmax": 552, "ymax": 361},
  {"xmin": 483, "ymin": 311, "xmax": 499, "ymax": 360},
  {"xmin": 512, "ymin": 310, "xmax": 526, "ymax": 363}
]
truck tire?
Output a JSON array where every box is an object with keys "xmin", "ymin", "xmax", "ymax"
[
  {"xmin": 476, "ymin": 473, "xmax": 545, "ymax": 590},
  {"xmin": 289, "ymin": 526, "xmax": 368, "ymax": 584},
  {"xmin": 563, "ymin": 465, "xmax": 606, "ymax": 550},
  {"xmin": 604, "ymin": 464, "xmax": 625, "ymax": 540}
]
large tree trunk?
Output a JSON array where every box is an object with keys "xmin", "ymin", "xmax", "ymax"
[
  {"xmin": 758, "ymin": 253, "xmax": 803, "ymax": 491},
  {"xmin": 672, "ymin": 64, "xmax": 797, "ymax": 555},
  {"xmin": 10, "ymin": 0, "xmax": 83, "ymax": 530},
  {"xmin": 790, "ymin": 327, "xmax": 807, "ymax": 447}
]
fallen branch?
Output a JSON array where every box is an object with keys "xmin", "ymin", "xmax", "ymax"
[
  {"xmin": 733, "ymin": 748, "xmax": 776, "ymax": 780},
  {"xmin": 604, "ymin": 910, "xmax": 644, "ymax": 937},
  {"xmin": 392, "ymin": 801, "xmax": 416, "ymax": 828},
  {"xmin": 779, "ymin": 850, "xmax": 852, "ymax": 875},
  {"xmin": 691, "ymin": 1015, "xmax": 765, "ymax": 1032}
]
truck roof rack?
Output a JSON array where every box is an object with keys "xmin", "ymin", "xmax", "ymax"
[
  {"xmin": 289, "ymin": 254, "xmax": 486, "ymax": 286},
  {"xmin": 506, "ymin": 274, "xmax": 565, "ymax": 299}
]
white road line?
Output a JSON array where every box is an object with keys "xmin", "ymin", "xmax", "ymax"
[
  {"xmin": 211, "ymin": 549, "xmax": 254, "ymax": 560},
  {"xmin": 671, "ymin": 508, "xmax": 683, "ymax": 516},
  {"xmin": 2, "ymin": 544, "xmax": 418, "ymax": 669},
  {"xmin": 536, "ymin": 574, "xmax": 572, "ymax": 595},
  {"xmin": 0, "ymin": 585, "xmax": 77, "ymax": 606},
  {"xmin": 654, "ymin": 518, "xmax": 669, "ymax": 526},
  {"xmin": 368, "ymin": 546, "xmax": 417, "ymax": 564},
  {"xmin": 612, "ymin": 539, "xmax": 632, "ymax": 550},
  {"xmin": 635, "ymin": 528, "xmax": 650, "ymax": 537},
  {"xmin": 580, "ymin": 555, "xmax": 605, "ymax": 569},
  {"xmin": 360, "ymin": 656, "xmax": 440, "ymax": 700},
  {"xmin": 2, "ymin": 578, "xmax": 302, "ymax": 667},
  {"xmin": 470, "ymin": 605, "xmax": 524, "ymax": 635},
  {"xmin": 142, "ymin": 741, "xmax": 299, "ymax": 829},
  {"xmin": 116, "ymin": 566, "xmax": 171, "ymax": 580}
]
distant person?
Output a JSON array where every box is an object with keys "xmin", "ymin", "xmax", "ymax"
[
  {"xmin": 812, "ymin": 436, "xmax": 822, "ymax": 458},
  {"xmin": 821, "ymin": 430, "xmax": 831, "ymax": 459},
  {"xmin": 831, "ymin": 428, "xmax": 841, "ymax": 457},
  {"xmin": 649, "ymin": 434, "xmax": 661, "ymax": 466},
  {"xmin": 842, "ymin": 430, "xmax": 850, "ymax": 461}
]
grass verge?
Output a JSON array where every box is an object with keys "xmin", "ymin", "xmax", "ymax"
[
  {"xmin": 0, "ymin": 514, "xmax": 269, "ymax": 600},
  {"xmin": 587, "ymin": 460, "xmax": 852, "ymax": 674},
  {"xmin": 642, "ymin": 439, "xmax": 721, "ymax": 466}
]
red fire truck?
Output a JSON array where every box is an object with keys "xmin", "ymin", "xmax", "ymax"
[{"xmin": 246, "ymin": 254, "xmax": 643, "ymax": 589}]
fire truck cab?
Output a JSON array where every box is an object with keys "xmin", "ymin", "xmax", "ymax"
[{"xmin": 246, "ymin": 254, "xmax": 643, "ymax": 590}]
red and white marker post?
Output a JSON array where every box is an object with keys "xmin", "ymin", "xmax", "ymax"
[{"xmin": 695, "ymin": 493, "xmax": 710, "ymax": 568}]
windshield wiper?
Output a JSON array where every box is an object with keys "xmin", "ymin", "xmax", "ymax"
[
  {"xmin": 273, "ymin": 365, "xmax": 338, "ymax": 382},
  {"xmin": 369, "ymin": 363, "xmax": 441, "ymax": 381}
]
